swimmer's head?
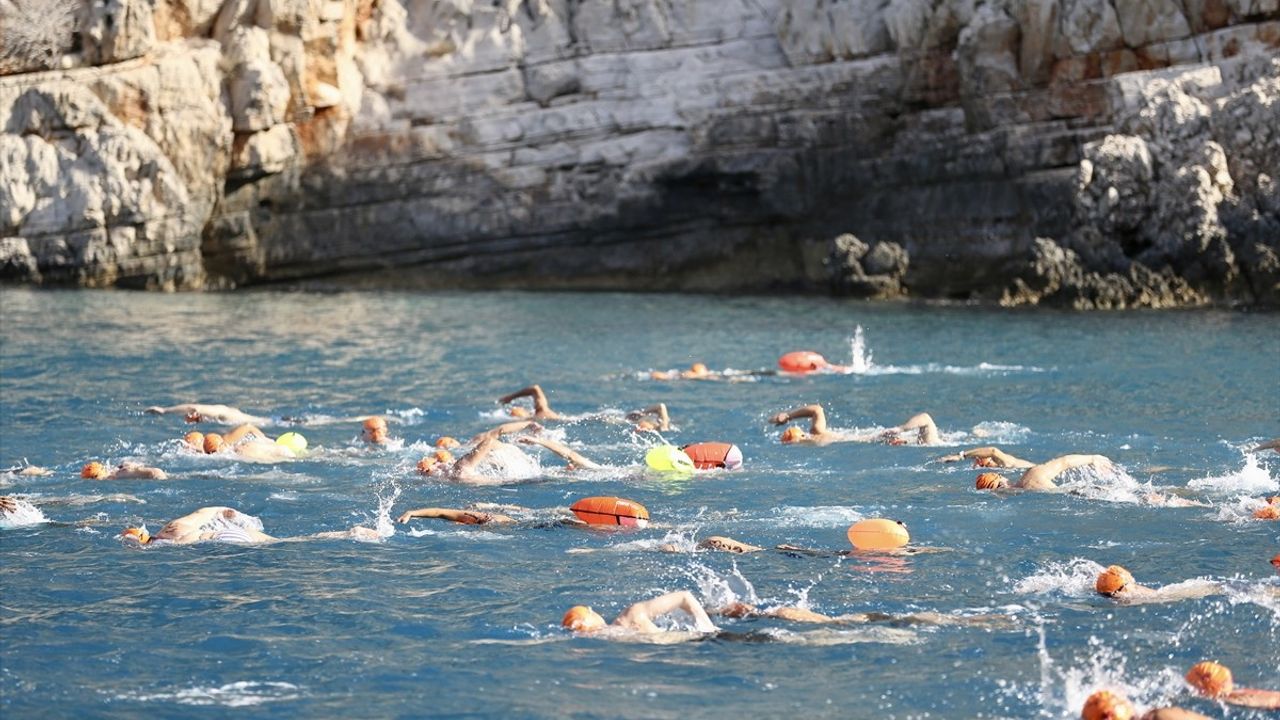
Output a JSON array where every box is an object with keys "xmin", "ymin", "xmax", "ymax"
[
  {"xmin": 562, "ymin": 605, "xmax": 607, "ymax": 632},
  {"xmin": 973, "ymin": 456, "xmax": 998, "ymax": 468},
  {"xmin": 509, "ymin": 406, "xmax": 530, "ymax": 418},
  {"xmin": 362, "ymin": 416, "xmax": 388, "ymax": 444},
  {"xmin": 886, "ymin": 436, "xmax": 908, "ymax": 446},
  {"xmin": 1081, "ymin": 690, "xmax": 1134, "ymax": 720},
  {"xmin": 184, "ymin": 410, "xmax": 202, "ymax": 423},
  {"xmin": 975, "ymin": 472, "xmax": 1008, "ymax": 490},
  {"xmin": 1095, "ymin": 565, "xmax": 1134, "ymax": 597},
  {"xmin": 1185, "ymin": 661, "xmax": 1233, "ymax": 697},
  {"xmin": 81, "ymin": 461, "xmax": 109, "ymax": 480},
  {"xmin": 1255, "ymin": 504, "xmax": 1280, "ymax": 520},
  {"xmin": 416, "ymin": 449, "xmax": 454, "ymax": 475},
  {"xmin": 183, "ymin": 431, "xmax": 205, "ymax": 451},
  {"xmin": 1272, "ymin": 552, "xmax": 1280, "ymax": 570},
  {"xmin": 435, "ymin": 436, "xmax": 460, "ymax": 449},
  {"xmin": 781, "ymin": 426, "xmax": 807, "ymax": 444},
  {"xmin": 203, "ymin": 433, "xmax": 225, "ymax": 454},
  {"xmin": 689, "ymin": 362, "xmax": 708, "ymax": 375},
  {"xmin": 120, "ymin": 527, "xmax": 151, "ymax": 545}
]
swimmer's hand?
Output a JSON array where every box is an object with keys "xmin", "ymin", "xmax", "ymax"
[
  {"xmin": 396, "ymin": 512, "xmax": 414, "ymax": 524},
  {"xmin": 769, "ymin": 412, "xmax": 789, "ymax": 425}
]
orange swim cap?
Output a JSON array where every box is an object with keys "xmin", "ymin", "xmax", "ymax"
[
  {"xmin": 120, "ymin": 527, "xmax": 151, "ymax": 544},
  {"xmin": 690, "ymin": 362, "xmax": 708, "ymax": 375},
  {"xmin": 1271, "ymin": 552, "xmax": 1280, "ymax": 569},
  {"xmin": 1255, "ymin": 504, "xmax": 1280, "ymax": 520},
  {"xmin": 364, "ymin": 417, "xmax": 388, "ymax": 432},
  {"xmin": 1095, "ymin": 565, "xmax": 1134, "ymax": 596},
  {"xmin": 363, "ymin": 417, "xmax": 388, "ymax": 443},
  {"xmin": 81, "ymin": 462, "xmax": 109, "ymax": 479},
  {"xmin": 415, "ymin": 458, "xmax": 436, "ymax": 475},
  {"xmin": 1081, "ymin": 690, "xmax": 1134, "ymax": 720},
  {"xmin": 781, "ymin": 427, "xmax": 807, "ymax": 444},
  {"xmin": 203, "ymin": 433, "xmax": 225, "ymax": 454},
  {"xmin": 562, "ymin": 605, "xmax": 606, "ymax": 632},
  {"xmin": 510, "ymin": 406, "xmax": 530, "ymax": 418},
  {"xmin": 1185, "ymin": 661, "xmax": 1233, "ymax": 697},
  {"xmin": 975, "ymin": 472, "xmax": 1008, "ymax": 490},
  {"xmin": 435, "ymin": 449, "xmax": 454, "ymax": 464},
  {"xmin": 435, "ymin": 436, "xmax": 460, "ymax": 449},
  {"xmin": 183, "ymin": 431, "xmax": 205, "ymax": 450}
]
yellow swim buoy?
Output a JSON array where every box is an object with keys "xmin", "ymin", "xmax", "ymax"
[
  {"xmin": 644, "ymin": 445, "xmax": 694, "ymax": 473},
  {"xmin": 276, "ymin": 432, "xmax": 308, "ymax": 455}
]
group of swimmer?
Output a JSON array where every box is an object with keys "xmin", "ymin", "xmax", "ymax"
[{"xmin": 4, "ymin": 349, "xmax": 1277, "ymax": 715}]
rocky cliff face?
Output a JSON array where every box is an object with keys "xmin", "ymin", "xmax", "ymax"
[{"xmin": 1, "ymin": 0, "xmax": 1277, "ymax": 306}]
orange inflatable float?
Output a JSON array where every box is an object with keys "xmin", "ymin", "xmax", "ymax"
[
  {"xmin": 570, "ymin": 497, "xmax": 650, "ymax": 528},
  {"xmin": 778, "ymin": 350, "xmax": 828, "ymax": 373},
  {"xmin": 846, "ymin": 518, "xmax": 910, "ymax": 550},
  {"xmin": 680, "ymin": 442, "xmax": 744, "ymax": 470}
]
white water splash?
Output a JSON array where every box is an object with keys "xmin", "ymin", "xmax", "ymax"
[
  {"xmin": 1013, "ymin": 558, "xmax": 1107, "ymax": 597},
  {"xmin": 114, "ymin": 681, "xmax": 303, "ymax": 707},
  {"xmin": 762, "ymin": 505, "xmax": 864, "ymax": 528},
  {"xmin": 0, "ymin": 498, "xmax": 48, "ymax": 528},
  {"xmin": 848, "ymin": 325, "xmax": 874, "ymax": 374},
  {"xmin": 1188, "ymin": 451, "xmax": 1278, "ymax": 496},
  {"xmin": 682, "ymin": 560, "xmax": 761, "ymax": 609}
]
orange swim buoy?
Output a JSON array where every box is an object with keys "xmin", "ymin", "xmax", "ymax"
[
  {"xmin": 778, "ymin": 350, "xmax": 828, "ymax": 373},
  {"xmin": 570, "ymin": 497, "xmax": 650, "ymax": 528},
  {"xmin": 680, "ymin": 442, "xmax": 744, "ymax": 470},
  {"xmin": 846, "ymin": 518, "xmax": 910, "ymax": 550}
]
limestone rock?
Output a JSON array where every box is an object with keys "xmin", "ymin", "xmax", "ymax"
[
  {"xmin": 1056, "ymin": 0, "xmax": 1124, "ymax": 56},
  {"xmin": 230, "ymin": 59, "xmax": 292, "ymax": 131},
  {"xmin": 231, "ymin": 123, "xmax": 299, "ymax": 176},
  {"xmin": 80, "ymin": 0, "xmax": 157, "ymax": 65},
  {"xmin": 1113, "ymin": 0, "xmax": 1191, "ymax": 47},
  {"xmin": 828, "ymin": 234, "xmax": 909, "ymax": 298}
]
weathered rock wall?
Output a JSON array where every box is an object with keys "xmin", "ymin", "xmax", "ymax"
[{"xmin": 0, "ymin": 0, "xmax": 1277, "ymax": 306}]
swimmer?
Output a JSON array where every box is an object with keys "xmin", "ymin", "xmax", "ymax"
[
  {"xmin": 655, "ymin": 536, "xmax": 765, "ymax": 554},
  {"xmin": 120, "ymin": 506, "xmax": 377, "ymax": 545},
  {"xmin": 1184, "ymin": 660, "xmax": 1280, "ymax": 709},
  {"xmin": 1094, "ymin": 564, "xmax": 1220, "ymax": 604},
  {"xmin": 627, "ymin": 403, "xmax": 671, "ymax": 431},
  {"xmin": 417, "ymin": 431, "xmax": 541, "ymax": 485},
  {"xmin": 1081, "ymin": 690, "xmax": 1211, "ymax": 720},
  {"xmin": 200, "ymin": 424, "xmax": 296, "ymax": 462},
  {"xmin": 145, "ymin": 403, "xmax": 269, "ymax": 426},
  {"xmin": 515, "ymin": 435, "xmax": 602, "ymax": 470},
  {"xmin": 973, "ymin": 469, "xmax": 1206, "ymax": 507},
  {"xmin": 81, "ymin": 461, "xmax": 168, "ymax": 480},
  {"xmin": 650, "ymin": 363, "xmax": 711, "ymax": 381},
  {"xmin": 2, "ymin": 463, "xmax": 53, "ymax": 477},
  {"xmin": 771, "ymin": 404, "xmax": 939, "ymax": 446},
  {"xmin": 499, "ymin": 385, "xmax": 561, "ymax": 420},
  {"xmin": 937, "ymin": 446, "xmax": 1035, "ymax": 468},
  {"xmin": 362, "ymin": 416, "xmax": 389, "ymax": 445},
  {"xmin": 1251, "ymin": 438, "xmax": 1280, "ymax": 453},
  {"xmin": 715, "ymin": 602, "xmax": 1009, "ymax": 628},
  {"xmin": 396, "ymin": 507, "xmax": 516, "ymax": 525},
  {"xmin": 562, "ymin": 590, "xmax": 718, "ymax": 635}
]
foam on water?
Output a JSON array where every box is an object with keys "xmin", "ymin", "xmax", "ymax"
[
  {"xmin": 761, "ymin": 505, "xmax": 864, "ymax": 528},
  {"xmin": 113, "ymin": 681, "xmax": 304, "ymax": 707},
  {"xmin": 1012, "ymin": 558, "xmax": 1107, "ymax": 597}
]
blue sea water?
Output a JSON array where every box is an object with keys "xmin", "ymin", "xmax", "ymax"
[{"xmin": 0, "ymin": 288, "xmax": 1276, "ymax": 718}]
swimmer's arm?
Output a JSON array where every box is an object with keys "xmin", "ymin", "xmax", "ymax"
[
  {"xmin": 396, "ymin": 507, "xmax": 512, "ymax": 524},
  {"xmin": 697, "ymin": 536, "xmax": 763, "ymax": 553},
  {"xmin": 223, "ymin": 424, "xmax": 267, "ymax": 445},
  {"xmin": 517, "ymin": 436, "xmax": 601, "ymax": 470},
  {"xmin": 771, "ymin": 405, "xmax": 827, "ymax": 434},
  {"xmin": 890, "ymin": 413, "xmax": 939, "ymax": 445},
  {"xmin": 1224, "ymin": 688, "xmax": 1280, "ymax": 710},
  {"xmin": 621, "ymin": 591, "xmax": 717, "ymax": 633},
  {"xmin": 774, "ymin": 544, "xmax": 841, "ymax": 557},
  {"xmin": 1016, "ymin": 454, "xmax": 1108, "ymax": 489},
  {"xmin": 500, "ymin": 385, "xmax": 552, "ymax": 412},
  {"xmin": 471, "ymin": 420, "xmax": 541, "ymax": 443},
  {"xmin": 627, "ymin": 404, "xmax": 670, "ymax": 429},
  {"xmin": 453, "ymin": 436, "xmax": 500, "ymax": 477}
]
